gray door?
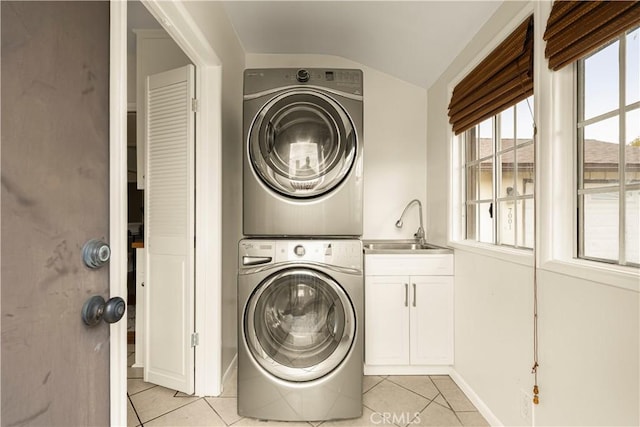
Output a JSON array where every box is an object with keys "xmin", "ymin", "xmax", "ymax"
[{"xmin": 1, "ymin": 2, "xmax": 111, "ymax": 426}]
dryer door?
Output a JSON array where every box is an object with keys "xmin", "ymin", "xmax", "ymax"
[
  {"xmin": 248, "ymin": 89, "xmax": 357, "ymax": 199},
  {"xmin": 244, "ymin": 267, "xmax": 356, "ymax": 382}
]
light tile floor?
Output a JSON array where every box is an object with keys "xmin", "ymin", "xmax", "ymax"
[{"xmin": 128, "ymin": 345, "xmax": 489, "ymax": 427}]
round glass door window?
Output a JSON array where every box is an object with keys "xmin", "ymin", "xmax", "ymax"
[
  {"xmin": 244, "ymin": 268, "xmax": 356, "ymax": 382},
  {"xmin": 248, "ymin": 90, "xmax": 357, "ymax": 198}
]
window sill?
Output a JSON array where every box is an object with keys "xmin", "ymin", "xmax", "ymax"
[
  {"xmin": 448, "ymin": 240, "xmax": 534, "ymax": 267},
  {"xmin": 450, "ymin": 241, "xmax": 639, "ymax": 292},
  {"xmin": 539, "ymin": 258, "xmax": 640, "ymax": 293}
]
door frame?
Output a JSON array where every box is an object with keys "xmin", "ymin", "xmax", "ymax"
[{"xmin": 110, "ymin": 0, "xmax": 223, "ymax": 424}]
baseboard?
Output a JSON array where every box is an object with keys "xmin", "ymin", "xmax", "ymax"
[
  {"xmin": 449, "ymin": 369, "xmax": 503, "ymax": 427},
  {"xmin": 364, "ymin": 365, "xmax": 452, "ymax": 376}
]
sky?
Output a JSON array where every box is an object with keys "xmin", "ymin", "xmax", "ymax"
[{"xmin": 584, "ymin": 27, "xmax": 639, "ymax": 145}]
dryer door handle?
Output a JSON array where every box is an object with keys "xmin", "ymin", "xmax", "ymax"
[{"xmin": 242, "ymin": 256, "xmax": 273, "ymax": 266}]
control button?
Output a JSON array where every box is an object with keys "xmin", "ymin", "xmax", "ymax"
[
  {"xmin": 294, "ymin": 245, "xmax": 306, "ymax": 256},
  {"xmin": 296, "ymin": 69, "xmax": 310, "ymax": 83}
]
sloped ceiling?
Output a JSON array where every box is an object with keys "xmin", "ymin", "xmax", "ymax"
[{"xmin": 222, "ymin": 1, "xmax": 503, "ymax": 89}]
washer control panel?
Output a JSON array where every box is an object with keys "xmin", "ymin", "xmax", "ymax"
[
  {"xmin": 238, "ymin": 239, "xmax": 362, "ymax": 270},
  {"xmin": 277, "ymin": 240, "xmax": 362, "ymax": 270}
]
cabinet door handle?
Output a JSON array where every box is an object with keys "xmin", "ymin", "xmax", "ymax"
[
  {"xmin": 412, "ymin": 283, "xmax": 417, "ymax": 307},
  {"xmin": 404, "ymin": 283, "xmax": 408, "ymax": 307}
]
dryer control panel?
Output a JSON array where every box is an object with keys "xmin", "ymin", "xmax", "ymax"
[
  {"xmin": 239, "ymin": 239, "xmax": 362, "ymax": 271},
  {"xmin": 244, "ymin": 68, "xmax": 363, "ymax": 96}
]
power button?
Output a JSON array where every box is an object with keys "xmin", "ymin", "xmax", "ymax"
[
  {"xmin": 296, "ymin": 69, "xmax": 310, "ymax": 83},
  {"xmin": 294, "ymin": 245, "xmax": 306, "ymax": 256}
]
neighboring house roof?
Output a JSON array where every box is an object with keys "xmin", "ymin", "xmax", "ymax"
[
  {"xmin": 584, "ymin": 139, "xmax": 640, "ymax": 171},
  {"xmin": 475, "ymin": 138, "xmax": 640, "ymax": 172}
]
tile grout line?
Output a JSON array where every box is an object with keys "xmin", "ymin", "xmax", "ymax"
[
  {"xmin": 127, "ymin": 393, "xmax": 144, "ymax": 427},
  {"xmin": 202, "ymin": 396, "xmax": 233, "ymax": 427},
  {"xmin": 400, "ymin": 399, "xmax": 433, "ymax": 427},
  {"xmin": 363, "ymin": 374, "xmax": 389, "ymax": 390},
  {"xmin": 364, "ymin": 378, "xmax": 433, "ymax": 427},
  {"xmin": 384, "ymin": 376, "xmax": 441, "ymax": 401},
  {"xmin": 128, "ymin": 383, "xmax": 158, "ymax": 397},
  {"xmin": 431, "ymin": 378, "xmax": 465, "ymax": 424},
  {"xmin": 429, "ymin": 384, "xmax": 477, "ymax": 427},
  {"xmin": 135, "ymin": 396, "xmax": 205, "ymax": 426},
  {"xmin": 363, "ymin": 375, "xmax": 464, "ymax": 427}
]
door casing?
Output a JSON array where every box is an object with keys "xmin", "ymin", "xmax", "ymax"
[{"xmin": 110, "ymin": 1, "xmax": 224, "ymax": 424}]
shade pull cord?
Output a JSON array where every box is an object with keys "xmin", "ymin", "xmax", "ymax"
[{"xmin": 531, "ymin": 120, "xmax": 540, "ymax": 406}]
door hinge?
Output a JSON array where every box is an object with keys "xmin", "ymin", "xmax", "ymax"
[
  {"xmin": 191, "ymin": 333, "xmax": 199, "ymax": 347},
  {"xmin": 191, "ymin": 98, "xmax": 199, "ymax": 112}
]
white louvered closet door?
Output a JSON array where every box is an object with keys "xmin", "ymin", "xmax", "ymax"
[{"xmin": 144, "ymin": 64, "xmax": 195, "ymax": 394}]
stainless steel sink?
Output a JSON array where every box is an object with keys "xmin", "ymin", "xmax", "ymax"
[{"xmin": 363, "ymin": 240, "xmax": 452, "ymax": 254}]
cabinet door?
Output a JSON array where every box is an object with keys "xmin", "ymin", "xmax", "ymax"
[
  {"xmin": 410, "ymin": 276, "xmax": 454, "ymax": 365},
  {"xmin": 365, "ymin": 276, "xmax": 410, "ymax": 365}
]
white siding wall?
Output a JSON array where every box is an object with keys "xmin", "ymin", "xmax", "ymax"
[
  {"xmin": 427, "ymin": 1, "xmax": 639, "ymax": 426},
  {"xmin": 246, "ymin": 54, "xmax": 428, "ymax": 241}
]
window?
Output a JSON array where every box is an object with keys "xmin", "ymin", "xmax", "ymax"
[
  {"xmin": 463, "ymin": 96, "xmax": 535, "ymax": 249},
  {"xmin": 577, "ymin": 26, "xmax": 640, "ymax": 267}
]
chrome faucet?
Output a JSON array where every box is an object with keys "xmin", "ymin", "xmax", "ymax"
[{"xmin": 395, "ymin": 199, "xmax": 425, "ymax": 245}]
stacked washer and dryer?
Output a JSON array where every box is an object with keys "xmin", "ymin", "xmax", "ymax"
[{"xmin": 238, "ymin": 68, "xmax": 364, "ymax": 421}]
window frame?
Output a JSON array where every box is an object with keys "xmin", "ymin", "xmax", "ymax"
[
  {"xmin": 535, "ymin": 0, "xmax": 639, "ymax": 291},
  {"xmin": 576, "ymin": 27, "xmax": 640, "ymax": 268},
  {"xmin": 462, "ymin": 97, "xmax": 536, "ymax": 251}
]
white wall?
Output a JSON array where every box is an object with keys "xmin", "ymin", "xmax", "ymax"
[
  {"xmin": 179, "ymin": 1, "xmax": 245, "ymax": 379},
  {"xmin": 427, "ymin": 1, "xmax": 639, "ymax": 426},
  {"xmin": 246, "ymin": 54, "xmax": 428, "ymax": 241},
  {"xmin": 537, "ymin": 269, "xmax": 638, "ymax": 426},
  {"xmin": 454, "ymin": 250, "xmax": 533, "ymax": 425}
]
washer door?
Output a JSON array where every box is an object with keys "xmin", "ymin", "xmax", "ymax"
[
  {"xmin": 248, "ymin": 90, "xmax": 357, "ymax": 199},
  {"xmin": 244, "ymin": 268, "xmax": 356, "ymax": 382}
]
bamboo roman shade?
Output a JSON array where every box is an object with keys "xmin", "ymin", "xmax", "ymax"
[
  {"xmin": 544, "ymin": 1, "xmax": 640, "ymax": 71},
  {"xmin": 448, "ymin": 16, "xmax": 534, "ymax": 135}
]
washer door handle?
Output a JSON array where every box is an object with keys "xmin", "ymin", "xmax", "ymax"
[{"xmin": 242, "ymin": 256, "xmax": 273, "ymax": 266}]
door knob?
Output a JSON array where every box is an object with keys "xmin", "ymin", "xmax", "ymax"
[
  {"xmin": 82, "ymin": 295, "xmax": 126, "ymax": 326},
  {"xmin": 82, "ymin": 239, "xmax": 111, "ymax": 269}
]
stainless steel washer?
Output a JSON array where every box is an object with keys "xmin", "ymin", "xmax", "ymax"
[
  {"xmin": 237, "ymin": 239, "xmax": 363, "ymax": 421},
  {"xmin": 243, "ymin": 68, "xmax": 364, "ymax": 237}
]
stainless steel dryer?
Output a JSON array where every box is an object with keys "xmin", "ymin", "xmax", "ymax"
[
  {"xmin": 243, "ymin": 68, "xmax": 364, "ymax": 237},
  {"xmin": 237, "ymin": 239, "xmax": 363, "ymax": 421}
]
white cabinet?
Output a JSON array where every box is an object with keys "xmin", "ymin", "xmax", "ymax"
[
  {"xmin": 365, "ymin": 276, "xmax": 411, "ymax": 366},
  {"xmin": 409, "ymin": 276, "xmax": 454, "ymax": 365},
  {"xmin": 364, "ymin": 254, "xmax": 453, "ymax": 375}
]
